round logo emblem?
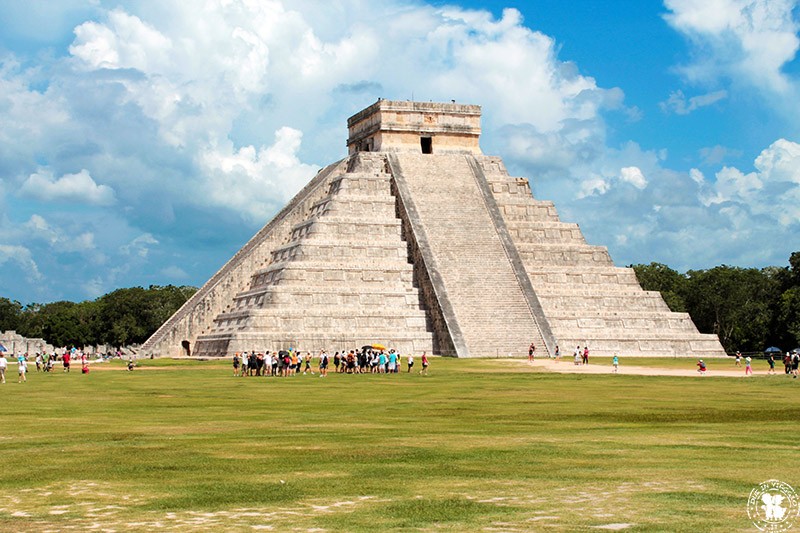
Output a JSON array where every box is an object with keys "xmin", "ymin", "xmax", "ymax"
[{"xmin": 747, "ymin": 479, "xmax": 799, "ymax": 532}]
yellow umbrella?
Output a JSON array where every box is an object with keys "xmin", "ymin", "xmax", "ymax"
[{"xmin": 371, "ymin": 343, "xmax": 386, "ymax": 351}]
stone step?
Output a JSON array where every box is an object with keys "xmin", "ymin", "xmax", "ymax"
[
  {"xmin": 528, "ymin": 268, "xmax": 641, "ymax": 286},
  {"xmin": 310, "ymin": 196, "xmax": 396, "ymax": 218},
  {"xmin": 249, "ymin": 261, "xmax": 417, "ymax": 288},
  {"xmin": 269, "ymin": 239, "xmax": 408, "ymax": 263},
  {"xmin": 552, "ymin": 335, "xmax": 725, "ymax": 357},
  {"xmin": 232, "ymin": 289, "xmax": 427, "ymax": 311},
  {"xmin": 392, "ymin": 152, "xmax": 547, "ymax": 357},
  {"xmin": 288, "ymin": 218, "xmax": 403, "ymax": 243},
  {"xmin": 539, "ymin": 293, "xmax": 670, "ymax": 311},
  {"xmin": 213, "ymin": 313, "xmax": 432, "ymax": 334},
  {"xmin": 519, "ymin": 248, "xmax": 614, "ymax": 267}
]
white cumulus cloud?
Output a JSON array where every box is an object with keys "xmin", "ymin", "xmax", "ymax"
[
  {"xmin": 660, "ymin": 89, "xmax": 728, "ymax": 114},
  {"xmin": 20, "ymin": 169, "xmax": 115, "ymax": 206},
  {"xmin": 664, "ymin": 0, "xmax": 800, "ymax": 94}
]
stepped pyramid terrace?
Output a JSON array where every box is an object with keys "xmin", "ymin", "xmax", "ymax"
[{"xmin": 142, "ymin": 100, "xmax": 726, "ymax": 359}]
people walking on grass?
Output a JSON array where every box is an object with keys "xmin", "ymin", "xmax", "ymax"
[
  {"xmin": 612, "ymin": 354, "xmax": 619, "ymax": 373},
  {"xmin": 784, "ymin": 353, "xmax": 792, "ymax": 374},
  {"xmin": 745, "ymin": 356, "xmax": 752, "ymax": 376},
  {"xmin": 407, "ymin": 353, "xmax": 414, "ymax": 372},
  {"xmin": 735, "ymin": 351, "xmax": 742, "ymax": 367},
  {"xmin": 35, "ymin": 353, "xmax": 42, "ymax": 372},
  {"xmin": 303, "ymin": 352, "xmax": 314, "ymax": 375},
  {"xmin": 419, "ymin": 352, "xmax": 429, "ymax": 375},
  {"xmin": 767, "ymin": 354, "xmax": 776, "ymax": 374},
  {"xmin": 528, "ymin": 343, "xmax": 535, "ymax": 362},
  {"xmin": 0, "ymin": 352, "xmax": 7, "ymax": 384},
  {"xmin": 17, "ymin": 353, "xmax": 27, "ymax": 383}
]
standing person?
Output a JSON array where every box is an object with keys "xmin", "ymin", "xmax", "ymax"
[
  {"xmin": 744, "ymin": 356, "xmax": 753, "ymax": 376},
  {"xmin": 582, "ymin": 346, "xmax": 589, "ymax": 365},
  {"xmin": 241, "ymin": 352, "xmax": 249, "ymax": 377},
  {"xmin": 735, "ymin": 352, "xmax": 742, "ymax": 367},
  {"xmin": 319, "ymin": 351, "xmax": 328, "ymax": 377},
  {"xmin": 785, "ymin": 352, "xmax": 792, "ymax": 374},
  {"xmin": 388, "ymin": 350, "xmax": 397, "ymax": 374},
  {"xmin": 0, "ymin": 351, "xmax": 7, "ymax": 384},
  {"xmin": 303, "ymin": 352, "xmax": 313, "ymax": 375},
  {"xmin": 419, "ymin": 352, "xmax": 429, "ymax": 375},
  {"xmin": 554, "ymin": 345, "xmax": 560, "ymax": 361},
  {"xmin": 63, "ymin": 350, "xmax": 71, "ymax": 373},
  {"xmin": 35, "ymin": 353, "xmax": 42, "ymax": 372},
  {"xmin": 767, "ymin": 354, "xmax": 776, "ymax": 375},
  {"xmin": 232, "ymin": 353, "xmax": 240, "ymax": 377},
  {"xmin": 265, "ymin": 352, "xmax": 273, "ymax": 376},
  {"xmin": 17, "ymin": 353, "xmax": 27, "ymax": 383},
  {"xmin": 612, "ymin": 353, "xmax": 619, "ymax": 373},
  {"xmin": 407, "ymin": 353, "xmax": 414, "ymax": 373},
  {"xmin": 792, "ymin": 351, "xmax": 800, "ymax": 379},
  {"xmin": 528, "ymin": 343, "xmax": 535, "ymax": 362},
  {"xmin": 573, "ymin": 346, "xmax": 581, "ymax": 366}
]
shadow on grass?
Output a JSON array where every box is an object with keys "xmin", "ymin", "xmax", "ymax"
[
  {"xmin": 316, "ymin": 497, "xmax": 518, "ymax": 530},
  {"xmin": 141, "ymin": 481, "xmax": 300, "ymax": 511}
]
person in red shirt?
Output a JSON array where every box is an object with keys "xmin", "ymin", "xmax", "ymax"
[
  {"xmin": 63, "ymin": 352, "xmax": 71, "ymax": 372},
  {"xmin": 419, "ymin": 352, "xmax": 429, "ymax": 375}
]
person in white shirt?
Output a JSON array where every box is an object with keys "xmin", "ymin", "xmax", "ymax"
[{"xmin": 0, "ymin": 353, "xmax": 7, "ymax": 384}]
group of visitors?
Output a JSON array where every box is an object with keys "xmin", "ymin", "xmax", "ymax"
[
  {"xmin": 574, "ymin": 346, "xmax": 590, "ymax": 365},
  {"xmin": 731, "ymin": 350, "xmax": 799, "ymax": 377},
  {"xmin": 233, "ymin": 348, "xmax": 429, "ymax": 378},
  {"xmin": 527, "ymin": 343, "xmax": 589, "ymax": 365},
  {"xmin": 0, "ymin": 347, "xmax": 98, "ymax": 383}
]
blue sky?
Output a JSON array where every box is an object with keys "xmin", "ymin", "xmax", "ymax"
[{"xmin": 0, "ymin": 0, "xmax": 798, "ymax": 304}]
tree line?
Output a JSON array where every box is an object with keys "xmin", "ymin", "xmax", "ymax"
[
  {"xmin": 0, "ymin": 252, "xmax": 797, "ymax": 353},
  {"xmin": 632, "ymin": 251, "xmax": 799, "ymax": 354},
  {"xmin": 0, "ymin": 285, "xmax": 197, "ymax": 348}
]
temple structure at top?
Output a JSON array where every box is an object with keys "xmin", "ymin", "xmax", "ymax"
[
  {"xmin": 347, "ymin": 100, "xmax": 482, "ymax": 154},
  {"xmin": 142, "ymin": 99, "xmax": 725, "ymax": 359}
]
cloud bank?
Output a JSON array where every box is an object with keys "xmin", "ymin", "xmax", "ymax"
[{"xmin": 0, "ymin": 0, "xmax": 797, "ymax": 303}]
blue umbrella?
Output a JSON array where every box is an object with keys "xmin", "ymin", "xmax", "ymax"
[
  {"xmin": 0, "ymin": 343, "xmax": 6, "ymax": 352},
  {"xmin": 764, "ymin": 346, "xmax": 782, "ymax": 353}
]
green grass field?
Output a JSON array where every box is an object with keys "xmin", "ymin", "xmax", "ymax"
[{"xmin": 1, "ymin": 357, "xmax": 798, "ymax": 532}]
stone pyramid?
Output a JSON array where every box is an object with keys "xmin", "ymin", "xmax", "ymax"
[{"xmin": 142, "ymin": 100, "xmax": 725, "ymax": 358}]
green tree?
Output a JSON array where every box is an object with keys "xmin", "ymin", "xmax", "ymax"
[
  {"xmin": 684, "ymin": 266, "xmax": 780, "ymax": 352},
  {"xmin": 777, "ymin": 287, "xmax": 800, "ymax": 348},
  {"xmin": 631, "ymin": 263, "xmax": 688, "ymax": 312},
  {"xmin": 0, "ymin": 297, "xmax": 22, "ymax": 332}
]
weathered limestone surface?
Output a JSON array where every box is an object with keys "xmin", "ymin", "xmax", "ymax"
[
  {"xmin": 144, "ymin": 100, "xmax": 726, "ymax": 358},
  {"xmin": 478, "ymin": 156, "xmax": 725, "ymax": 357},
  {"xmin": 0, "ymin": 331, "xmax": 53, "ymax": 354}
]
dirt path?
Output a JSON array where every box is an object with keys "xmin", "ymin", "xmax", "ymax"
[{"xmin": 512, "ymin": 358, "xmax": 768, "ymax": 378}]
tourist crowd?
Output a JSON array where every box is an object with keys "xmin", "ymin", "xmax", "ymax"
[{"xmin": 232, "ymin": 348, "xmax": 429, "ymax": 378}]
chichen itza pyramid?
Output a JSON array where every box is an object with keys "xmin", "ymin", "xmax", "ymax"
[{"xmin": 142, "ymin": 100, "xmax": 725, "ymax": 358}]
